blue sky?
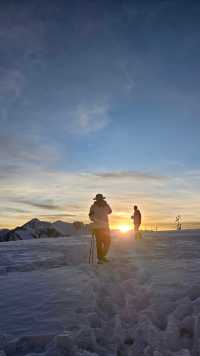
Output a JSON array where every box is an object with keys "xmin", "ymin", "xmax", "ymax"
[{"xmin": 1, "ymin": 0, "xmax": 200, "ymax": 229}]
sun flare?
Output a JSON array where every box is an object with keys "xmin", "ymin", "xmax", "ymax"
[{"xmin": 118, "ymin": 225, "xmax": 131, "ymax": 233}]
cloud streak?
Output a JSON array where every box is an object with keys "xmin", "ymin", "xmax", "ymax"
[
  {"xmin": 0, "ymin": 134, "xmax": 60, "ymax": 186},
  {"xmin": 92, "ymin": 171, "xmax": 168, "ymax": 182},
  {"xmin": 15, "ymin": 199, "xmax": 63, "ymax": 211},
  {"xmin": 0, "ymin": 134, "xmax": 59, "ymax": 162},
  {"xmin": 66, "ymin": 104, "xmax": 110, "ymax": 134},
  {"xmin": 39, "ymin": 214, "xmax": 77, "ymax": 219}
]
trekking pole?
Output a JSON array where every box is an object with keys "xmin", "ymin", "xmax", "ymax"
[
  {"xmin": 89, "ymin": 231, "xmax": 95, "ymax": 264},
  {"xmin": 89, "ymin": 234, "xmax": 92, "ymax": 264},
  {"xmin": 91, "ymin": 232, "xmax": 94, "ymax": 264}
]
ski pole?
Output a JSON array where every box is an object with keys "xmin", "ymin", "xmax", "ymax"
[{"xmin": 89, "ymin": 231, "xmax": 95, "ymax": 264}]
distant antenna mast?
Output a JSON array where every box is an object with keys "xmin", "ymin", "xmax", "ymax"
[{"xmin": 175, "ymin": 215, "xmax": 182, "ymax": 231}]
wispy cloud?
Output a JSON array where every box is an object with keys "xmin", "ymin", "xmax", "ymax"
[
  {"xmin": 39, "ymin": 214, "xmax": 77, "ymax": 219},
  {"xmin": 14, "ymin": 199, "xmax": 63, "ymax": 211},
  {"xmin": 0, "ymin": 134, "xmax": 58, "ymax": 162},
  {"xmin": 92, "ymin": 171, "xmax": 168, "ymax": 182},
  {"xmin": 0, "ymin": 134, "xmax": 60, "ymax": 184},
  {"xmin": 66, "ymin": 104, "xmax": 110, "ymax": 134},
  {"xmin": 2, "ymin": 207, "xmax": 30, "ymax": 214}
]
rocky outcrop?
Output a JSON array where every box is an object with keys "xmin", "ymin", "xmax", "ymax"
[{"xmin": 0, "ymin": 229, "xmax": 10, "ymax": 242}]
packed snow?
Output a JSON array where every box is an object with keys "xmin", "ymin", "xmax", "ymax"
[{"xmin": 1, "ymin": 230, "xmax": 200, "ymax": 356}]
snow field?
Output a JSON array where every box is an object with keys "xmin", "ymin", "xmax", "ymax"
[{"xmin": 1, "ymin": 232, "xmax": 200, "ymax": 355}]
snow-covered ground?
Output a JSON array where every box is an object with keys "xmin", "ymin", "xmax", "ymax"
[{"xmin": 1, "ymin": 231, "xmax": 200, "ymax": 356}]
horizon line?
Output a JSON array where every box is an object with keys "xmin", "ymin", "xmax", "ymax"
[{"xmin": 1, "ymin": 217, "xmax": 200, "ymax": 231}]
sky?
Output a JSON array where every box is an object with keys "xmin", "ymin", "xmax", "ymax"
[{"xmin": 1, "ymin": 0, "xmax": 200, "ymax": 229}]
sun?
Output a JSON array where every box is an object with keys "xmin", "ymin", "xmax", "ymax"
[{"xmin": 118, "ymin": 225, "xmax": 131, "ymax": 233}]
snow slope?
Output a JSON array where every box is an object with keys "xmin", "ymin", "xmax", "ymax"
[{"xmin": 1, "ymin": 231, "xmax": 200, "ymax": 355}]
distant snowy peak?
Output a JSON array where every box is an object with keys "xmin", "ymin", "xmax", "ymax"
[
  {"xmin": 53, "ymin": 220, "xmax": 75, "ymax": 235},
  {"xmin": 0, "ymin": 219, "xmax": 87, "ymax": 242},
  {"xmin": 22, "ymin": 218, "xmax": 52, "ymax": 230}
]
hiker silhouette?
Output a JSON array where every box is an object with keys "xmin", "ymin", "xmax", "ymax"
[
  {"xmin": 131, "ymin": 205, "xmax": 142, "ymax": 239},
  {"xmin": 89, "ymin": 194, "xmax": 112, "ymax": 264}
]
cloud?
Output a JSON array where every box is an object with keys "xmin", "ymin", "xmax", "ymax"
[
  {"xmin": 2, "ymin": 207, "xmax": 30, "ymax": 214},
  {"xmin": 92, "ymin": 171, "xmax": 168, "ymax": 182},
  {"xmin": 66, "ymin": 104, "xmax": 110, "ymax": 134},
  {"xmin": 0, "ymin": 2, "xmax": 47, "ymax": 125},
  {"xmin": 39, "ymin": 214, "xmax": 77, "ymax": 219},
  {"xmin": 13, "ymin": 199, "xmax": 63, "ymax": 211},
  {"xmin": 0, "ymin": 134, "xmax": 60, "ymax": 184},
  {"xmin": 0, "ymin": 134, "xmax": 58, "ymax": 162}
]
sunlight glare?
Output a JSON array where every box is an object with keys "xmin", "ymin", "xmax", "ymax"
[{"xmin": 119, "ymin": 225, "xmax": 131, "ymax": 233}]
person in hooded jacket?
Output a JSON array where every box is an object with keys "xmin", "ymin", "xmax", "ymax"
[{"xmin": 89, "ymin": 194, "xmax": 112, "ymax": 264}]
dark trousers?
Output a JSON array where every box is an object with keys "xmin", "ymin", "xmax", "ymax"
[
  {"xmin": 134, "ymin": 223, "xmax": 140, "ymax": 233},
  {"xmin": 94, "ymin": 228, "xmax": 111, "ymax": 260},
  {"xmin": 134, "ymin": 223, "xmax": 142, "ymax": 239}
]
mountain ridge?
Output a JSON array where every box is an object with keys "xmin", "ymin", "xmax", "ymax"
[{"xmin": 0, "ymin": 218, "xmax": 88, "ymax": 242}]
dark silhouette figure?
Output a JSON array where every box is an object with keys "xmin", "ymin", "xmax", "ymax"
[
  {"xmin": 131, "ymin": 205, "xmax": 142, "ymax": 239},
  {"xmin": 175, "ymin": 215, "xmax": 182, "ymax": 231},
  {"xmin": 89, "ymin": 194, "xmax": 112, "ymax": 264}
]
